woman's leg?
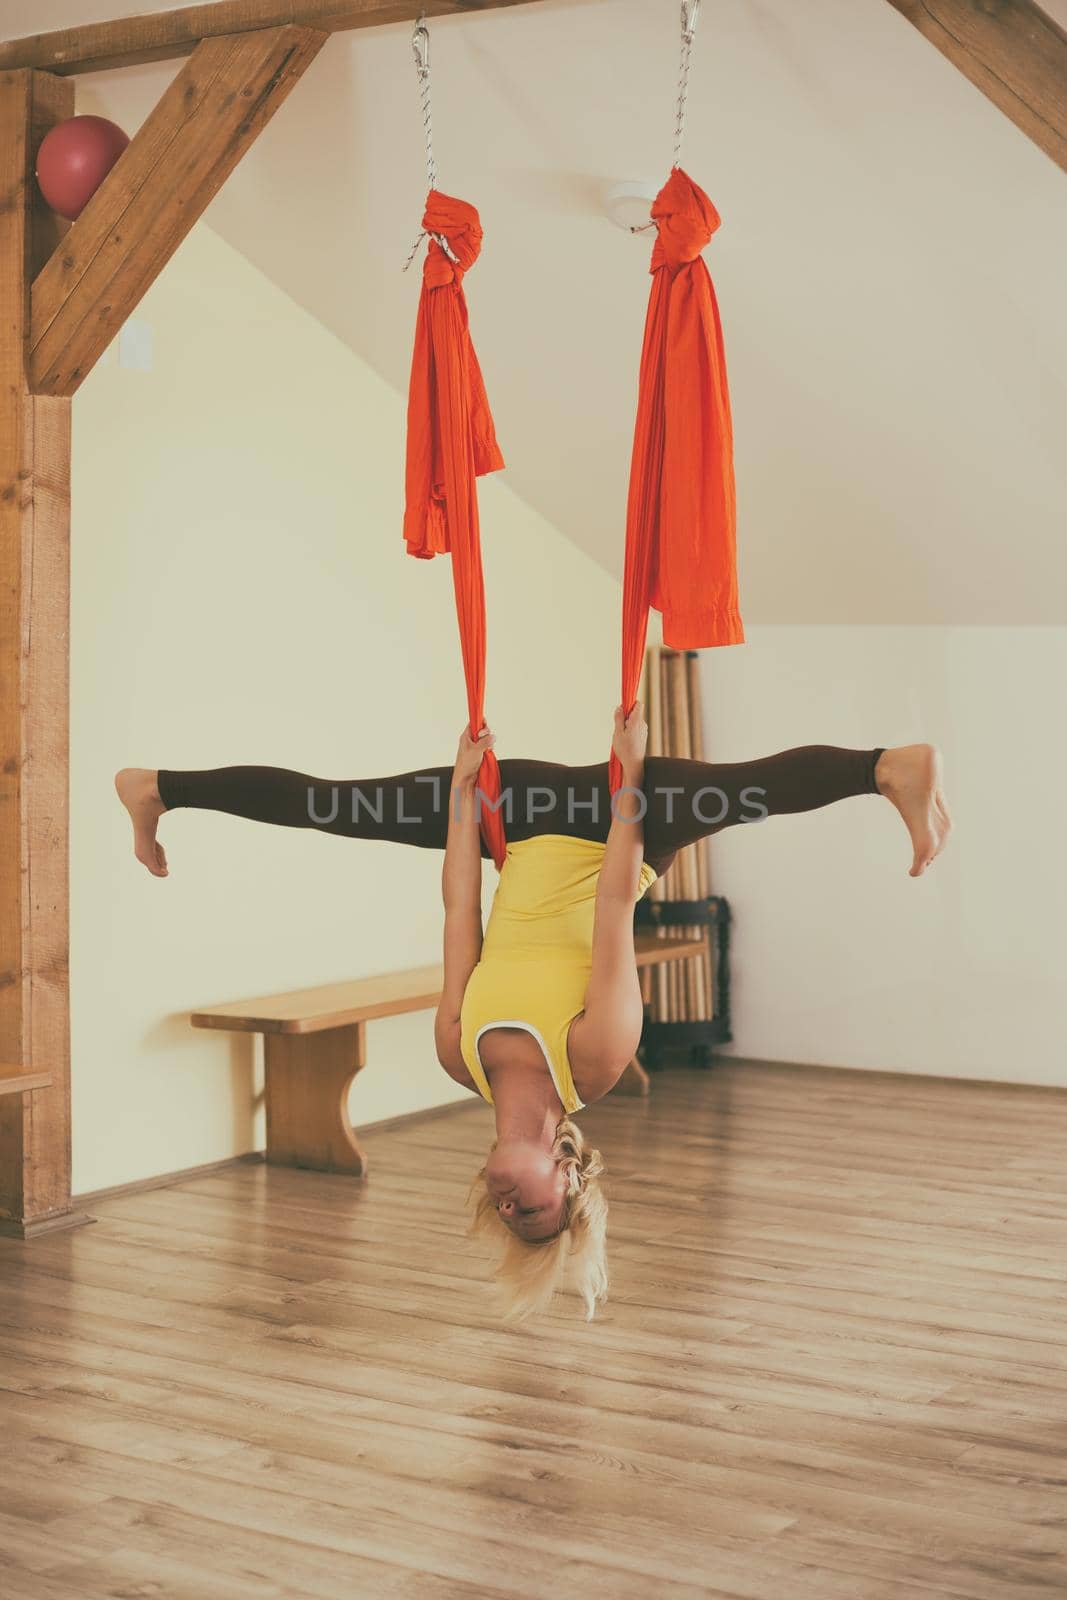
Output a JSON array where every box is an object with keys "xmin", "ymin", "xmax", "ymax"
[
  {"xmin": 493, "ymin": 745, "xmax": 948, "ymax": 879},
  {"xmin": 116, "ymin": 762, "xmax": 457, "ymax": 877},
  {"xmin": 156, "ymin": 764, "xmax": 457, "ymax": 847},
  {"xmin": 119, "ymin": 757, "xmax": 624, "ymax": 879},
  {"xmin": 118, "ymin": 743, "xmax": 948, "ymax": 881},
  {"xmin": 641, "ymin": 746, "xmax": 883, "ymax": 869},
  {"xmin": 152, "ymin": 758, "xmax": 622, "ymax": 853},
  {"xmin": 483, "ymin": 749, "xmax": 881, "ymax": 865},
  {"xmin": 640, "ymin": 744, "xmax": 951, "ymax": 878}
]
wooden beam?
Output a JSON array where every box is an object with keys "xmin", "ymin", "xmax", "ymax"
[
  {"xmin": 0, "ymin": 0, "xmax": 543, "ymax": 77},
  {"xmin": 0, "ymin": 68, "xmax": 85, "ymax": 1235},
  {"xmin": 29, "ymin": 26, "xmax": 326, "ymax": 398},
  {"xmin": 885, "ymin": 0, "xmax": 1067, "ymax": 172}
]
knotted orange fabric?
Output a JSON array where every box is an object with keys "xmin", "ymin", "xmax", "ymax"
[
  {"xmin": 610, "ymin": 168, "xmax": 743, "ymax": 798},
  {"xmin": 404, "ymin": 191, "xmax": 507, "ymax": 867}
]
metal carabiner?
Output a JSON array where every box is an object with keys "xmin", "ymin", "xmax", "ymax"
[{"xmin": 412, "ymin": 16, "xmax": 431, "ymax": 78}]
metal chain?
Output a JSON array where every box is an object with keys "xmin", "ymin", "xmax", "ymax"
[
  {"xmin": 403, "ymin": 15, "xmax": 458, "ymax": 272},
  {"xmin": 672, "ymin": 0, "xmax": 701, "ymax": 170}
]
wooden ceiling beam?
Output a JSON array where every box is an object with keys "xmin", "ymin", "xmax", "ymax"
[
  {"xmin": 29, "ymin": 25, "xmax": 326, "ymax": 397},
  {"xmin": 0, "ymin": 0, "xmax": 542, "ymax": 77},
  {"xmin": 885, "ymin": 0, "xmax": 1067, "ymax": 172}
]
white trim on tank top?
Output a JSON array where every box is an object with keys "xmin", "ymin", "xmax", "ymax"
[{"xmin": 473, "ymin": 1020, "xmax": 584, "ymax": 1112}]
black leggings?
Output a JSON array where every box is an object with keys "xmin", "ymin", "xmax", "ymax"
[{"xmin": 158, "ymin": 748, "xmax": 884, "ymax": 879}]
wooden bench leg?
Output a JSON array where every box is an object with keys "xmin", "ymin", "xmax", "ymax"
[{"xmin": 263, "ymin": 1023, "xmax": 368, "ymax": 1176}]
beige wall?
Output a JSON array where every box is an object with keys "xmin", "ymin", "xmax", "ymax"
[
  {"xmin": 67, "ymin": 225, "xmax": 1063, "ymax": 1197},
  {"xmin": 700, "ymin": 626, "xmax": 1067, "ymax": 1086},
  {"xmin": 71, "ymin": 225, "xmax": 621, "ymax": 1196}
]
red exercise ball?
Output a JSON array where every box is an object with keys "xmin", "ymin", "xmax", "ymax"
[{"xmin": 36, "ymin": 115, "xmax": 130, "ymax": 221}]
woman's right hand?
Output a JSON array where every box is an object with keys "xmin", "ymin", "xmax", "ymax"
[
  {"xmin": 612, "ymin": 701, "xmax": 647, "ymax": 774},
  {"xmin": 454, "ymin": 723, "xmax": 496, "ymax": 786}
]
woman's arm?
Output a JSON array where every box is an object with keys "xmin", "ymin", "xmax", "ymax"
[
  {"xmin": 569, "ymin": 704, "xmax": 649, "ymax": 1096},
  {"xmin": 434, "ymin": 724, "xmax": 494, "ymax": 1082}
]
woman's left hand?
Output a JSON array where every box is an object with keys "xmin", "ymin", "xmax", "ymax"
[{"xmin": 454, "ymin": 723, "xmax": 496, "ymax": 785}]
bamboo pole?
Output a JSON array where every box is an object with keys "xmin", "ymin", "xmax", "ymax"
[
  {"xmin": 665, "ymin": 653, "xmax": 689, "ymax": 1015},
  {"xmin": 645, "ymin": 645, "xmax": 669, "ymax": 1023},
  {"xmin": 687, "ymin": 651, "xmax": 714, "ymax": 1021},
  {"xmin": 687, "ymin": 653, "xmax": 709, "ymax": 894},
  {"xmin": 661, "ymin": 652, "xmax": 682, "ymax": 1021},
  {"xmin": 638, "ymin": 645, "xmax": 719, "ymax": 1045},
  {"xmin": 637, "ymin": 652, "xmax": 653, "ymax": 1013},
  {"xmin": 669, "ymin": 652, "xmax": 708, "ymax": 1016}
]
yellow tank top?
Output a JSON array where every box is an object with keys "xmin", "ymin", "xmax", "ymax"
[{"xmin": 460, "ymin": 834, "xmax": 658, "ymax": 1114}]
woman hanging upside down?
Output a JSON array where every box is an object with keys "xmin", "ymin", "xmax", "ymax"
[{"xmin": 115, "ymin": 715, "xmax": 951, "ymax": 1321}]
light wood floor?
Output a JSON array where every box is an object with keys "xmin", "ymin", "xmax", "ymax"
[{"xmin": 2, "ymin": 1061, "xmax": 1066, "ymax": 1600}]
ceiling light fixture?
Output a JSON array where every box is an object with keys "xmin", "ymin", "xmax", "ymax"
[{"xmin": 603, "ymin": 180, "xmax": 660, "ymax": 233}]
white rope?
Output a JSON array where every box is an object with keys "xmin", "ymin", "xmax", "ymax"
[
  {"xmin": 413, "ymin": 16, "xmax": 436, "ymax": 192},
  {"xmin": 404, "ymin": 15, "xmax": 459, "ymax": 272},
  {"xmin": 629, "ymin": 0, "xmax": 702, "ymax": 233},
  {"xmin": 672, "ymin": 0, "xmax": 701, "ymax": 170}
]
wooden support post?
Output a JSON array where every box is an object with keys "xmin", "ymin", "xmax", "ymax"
[
  {"xmin": 263, "ymin": 1024, "xmax": 369, "ymax": 1175},
  {"xmin": 2, "ymin": 28, "xmax": 324, "ymax": 1233},
  {"xmin": 0, "ymin": 68, "xmax": 88, "ymax": 1238},
  {"xmin": 29, "ymin": 25, "xmax": 326, "ymax": 397}
]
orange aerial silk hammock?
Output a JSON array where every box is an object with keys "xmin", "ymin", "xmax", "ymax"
[
  {"xmin": 609, "ymin": 166, "xmax": 743, "ymax": 799},
  {"xmin": 403, "ymin": 190, "xmax": 508, "ymax": 868},
  {"xmin": 403, "ymin": 173, "xmax": 742, "ymax": 855}
]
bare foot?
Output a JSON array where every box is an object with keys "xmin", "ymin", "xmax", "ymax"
[
  {"xmin": 115, "ymin": 768, "xmax": 168, "ymax": 878},
  {"xmin": 874, "ymin": 744, "xmax": 952, "ymax": 878}
]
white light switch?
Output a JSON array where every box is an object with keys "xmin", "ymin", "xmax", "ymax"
[{"xmin": 118, "ymin": 318, "xmax": 154, "ymax": 373}]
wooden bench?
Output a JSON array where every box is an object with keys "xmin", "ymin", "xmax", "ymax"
[{"xmin": 191, "ymin": 932, "xmax": 710, "ymax": 1176}]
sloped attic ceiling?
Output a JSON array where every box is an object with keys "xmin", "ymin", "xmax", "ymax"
[{"xmin": 4, "ymin": 0, "xmax": 1066, "ymax": 624}]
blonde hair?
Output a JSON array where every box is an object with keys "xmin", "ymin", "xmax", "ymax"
[{"xmin": 467, "ymin": 1117, "xmax": 609, "ymax": 1322}]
